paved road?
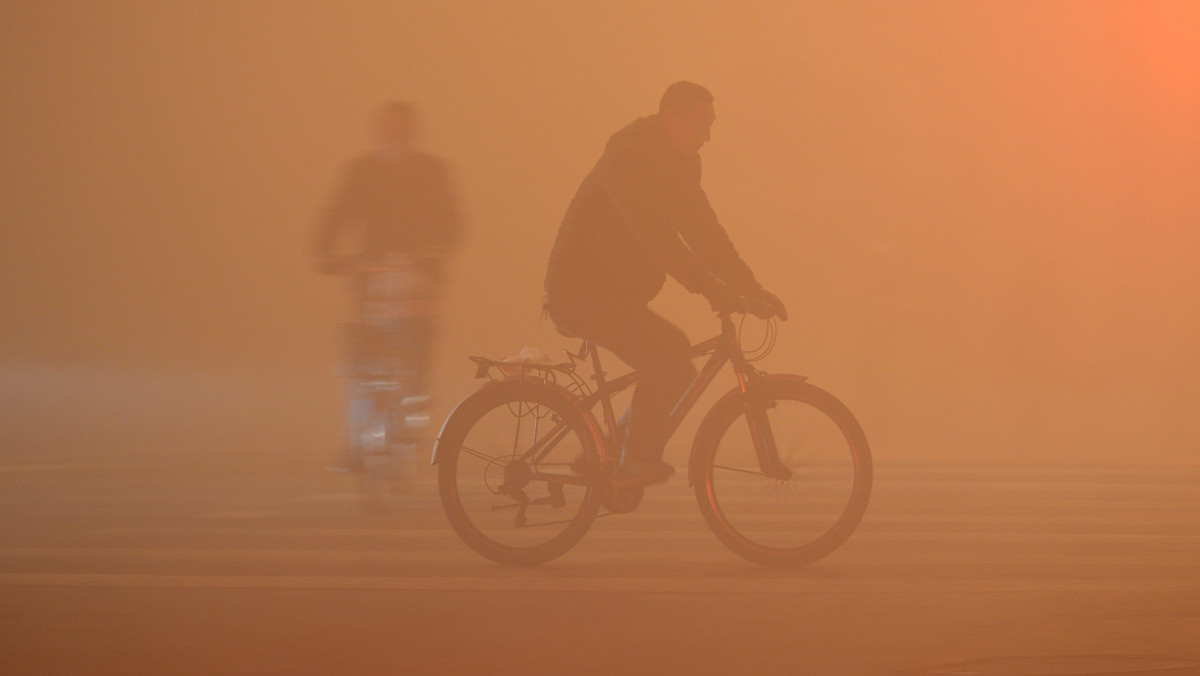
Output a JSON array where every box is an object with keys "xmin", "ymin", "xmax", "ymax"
[{"xmin": 1, "ymin": 459, "xmax": 1197, "ymax": 675}]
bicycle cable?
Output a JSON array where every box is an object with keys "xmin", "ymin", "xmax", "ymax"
[{"xmin": 738, "ymin": 313, "xmax": 777, "ymax": 362}]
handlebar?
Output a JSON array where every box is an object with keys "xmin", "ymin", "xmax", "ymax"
[
  {"xmin": 320, "ymin": 252, "xmax": 440, "ymax": 275},
  {"xmin": 711, "ymin": 287, "xmax": 788, "ymax": 323},
  {"xmin": 716, "ymin": 308, "xmax": 780, "ymax": 363}
]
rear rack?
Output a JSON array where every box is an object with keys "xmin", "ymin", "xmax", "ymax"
[{"xmin": 468, "ymin": 353, "xmax": 593, "ymax": 400}]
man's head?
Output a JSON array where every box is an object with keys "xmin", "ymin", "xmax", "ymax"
[
  {"xmin": 376, "ymin": 101, "xmax": 416, "ymax": 154},
  {"xmin": 659, "ymin": 81, "xmax": 715, "ymax": 156}
]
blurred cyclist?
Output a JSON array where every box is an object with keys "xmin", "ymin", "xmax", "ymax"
[{"xmin": 314, "ymin": 101, "xmax": 462, "ymax": 471}]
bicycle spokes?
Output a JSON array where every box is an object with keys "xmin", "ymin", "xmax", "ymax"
[
  {"xmin": 703, "ymin": 392, "xmax": 863, "ymax": 556},
  {"xmin": 445, "ymin": 387, "xmax": 598, "ymax": 551}
]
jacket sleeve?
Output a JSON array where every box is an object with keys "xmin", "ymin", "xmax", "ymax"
[
  {"xmin": 603, "ymin": 139, "xmax": 757, "ymax": 294},
  {"xmin": 669, "ymin": 165, "xmax": 758, "ymax": 292},
  {"xmin": 426, "ymin": 160, "xmax": 463, "ymax": 255},
  {"xmin": 602, "ymin": 138, "xmax": 715, "ymax": 294},
  {"xmin": 313, "ymin": 160, "xmax": 362, "ymax": 260}
]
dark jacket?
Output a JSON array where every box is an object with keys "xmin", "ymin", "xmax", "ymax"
[
  {"xmin": 316, "ymin": 151, "xmax": 460, "ymax": 262},
  {"xmin": 544, "ymin": 114, "xmax": 756, "ymax": 307}
]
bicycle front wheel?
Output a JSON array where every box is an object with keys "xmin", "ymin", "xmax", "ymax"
[
  {"xmin": 437, "ymin": 380, "xmax": 602, "ymax": 565},
  {"xmin": 694, "ymin": 378, "xmax": 872, "ymax": 566}
]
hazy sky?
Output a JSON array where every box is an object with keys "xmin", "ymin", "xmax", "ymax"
[{"xmin": 2, "ymin": 1, "xmax": 1197, "ymax": 464}]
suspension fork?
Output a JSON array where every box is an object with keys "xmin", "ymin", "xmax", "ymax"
[{"xmin": 728, "ymin": 328, "xmax": 793, "ymax": 481}]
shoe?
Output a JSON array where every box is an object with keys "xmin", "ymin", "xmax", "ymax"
[{"xmin": 611, "ymin": 458, "xmax": 675, "ymax": 490}]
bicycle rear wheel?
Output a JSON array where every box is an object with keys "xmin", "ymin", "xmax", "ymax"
[
  {"xmin": 693, "ymin": 378, "xmax": 872, "ymax": 566},
  {"xmin": 437, "ymin": 381, "xmax": 602, "ymax": 565}
]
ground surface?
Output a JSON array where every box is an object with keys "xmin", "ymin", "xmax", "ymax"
[{"xmin": 1, "ymin": 459, "xmax": 1197, "ymax": 675}]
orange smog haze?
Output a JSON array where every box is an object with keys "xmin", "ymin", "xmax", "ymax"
[{"xmin": 1, "ymin": 1, "xmax": 1198, "ymax": 466}]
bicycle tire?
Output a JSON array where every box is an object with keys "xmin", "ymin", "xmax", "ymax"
[
  {"xmin": 437, "ymin": 380, "xmax": 603, "ymax": 565},
  {"xmin": 692, "ymin": 377, "xmax": 872, "ymax": 566},
  {"xmin": 358, "ymin": 409, "xmax": 393, "ymax": 510}
]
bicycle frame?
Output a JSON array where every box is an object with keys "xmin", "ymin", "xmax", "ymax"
[
  {"xmin": 582, "ymin": 315, "xmax": 737, "ymax": 452},
  {"xmin": 440, "ymin": 312, "xmax": 789, "ymax": 484},
  {"xmin": 581, "ymin": 313, "xmax": 788, "ymax": 480}
]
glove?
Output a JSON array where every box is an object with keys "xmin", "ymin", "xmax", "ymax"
[
  {"xmin": 698, "ymin": 276, "xmax": 743, "ymax": 315},
  {"xmin": 743, "ymin": 285, "xmax": 788, "ymax": 321}
]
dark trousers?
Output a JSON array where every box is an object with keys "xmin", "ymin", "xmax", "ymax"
[{"xmin": 548, "ymin": 299, "xmax": 696, "ymax": 462}]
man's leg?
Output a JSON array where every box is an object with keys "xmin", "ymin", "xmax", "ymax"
[
  {"xmin": 612, "ymin": 309, "xmax": 696, "ymax": 463},
  {"xmin": 549, "ymin": 302, "xmax": 695, "ymax": 478}
]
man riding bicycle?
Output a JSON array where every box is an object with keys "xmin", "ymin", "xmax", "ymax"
[
  {"xmin": 315, "ymin": 101, "xmax": 461, "ymax": 471},
  {"xmin": 543, "ymin": 81, "xmax": 786, "ymax": 490}
]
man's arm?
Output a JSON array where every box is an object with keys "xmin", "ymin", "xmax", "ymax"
[
  {"xmin": 313, "ymin": 160, "xmax": 362, "ymax": 270},
  {"xmin": 669, "ymin": 174, "xmax": 758, "ymax": 292},
  {"xmin": 426, "ymin": 159, "xmax": 462, "ymax": 256},
  {"xmin": 607, "ymin": 142, "xmax": 786, "ymax": 319},
  {"xmin": 673, "ymin": 182, "xmax": 787, "ymax": 320},
  {"xmin": 605, "ymin": 136, "xmax": 758, "ymax": 290},
  {"xmin": 601, "ymin": 139, "xmax": 715, "ymax": 294}
]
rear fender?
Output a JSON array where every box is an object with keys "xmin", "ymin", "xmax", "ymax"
[{"xmin": 431, "ymin": 375, "xmax": 606, "ymax": 466}]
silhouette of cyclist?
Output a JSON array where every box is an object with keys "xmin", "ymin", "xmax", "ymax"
[
  {"xmin": 314, "ymin": 101, "xmax": 461, "ymax": 471},
  {"xmin": 543, "ymin": 81, "xmax": 786, "ymax": 489}
]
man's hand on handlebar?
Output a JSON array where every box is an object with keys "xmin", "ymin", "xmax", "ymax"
[
  {"xmin": 699, "ymin": 277, "xmax": 743, "ymax": 316},
  {"xmin": 320, "ymin": 250, "xmax": 444, "ymax": 276},
  {"xmin": 743, "ymin": 285, "xmax": 788, "ymax": 321},
  {"xmin": 700, "ymin": 277, "xmax": 787, "ymax": 320}
]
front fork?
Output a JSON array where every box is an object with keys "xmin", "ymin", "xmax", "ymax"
[{"xmin": 735, "ymin": 367, "xmax": 793, "ymax": 481}]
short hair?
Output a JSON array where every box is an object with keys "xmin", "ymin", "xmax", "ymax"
[
  {"xmin": 381, "ymin": 100, "xmax": 413, "ymax": 118},
  {"xmin": 377, "ymin": 100, "xmax": 418, "ymax": 136},
  {"xmin": 658, "ymin": 81, "xmax": 713, "ymax": 115}
]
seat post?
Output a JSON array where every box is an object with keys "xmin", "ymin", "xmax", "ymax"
[
  {"xmin": 587, "ymin": 342, "xmax": 606, "ymax": 387},
  {"xmin": 587, "ymin": 343, "xmax": 623, "ymax": 455}
]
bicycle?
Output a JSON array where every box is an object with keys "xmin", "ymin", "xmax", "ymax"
[
  {"xmin": 431, "ymin": 311, "xmax": 872, "ymax": 566},
  {"xmin": 327, "ymin": 254, "xmax": 436, "ymax": 507}
]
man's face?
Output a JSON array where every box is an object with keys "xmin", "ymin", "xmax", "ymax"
[
  {"xmin": 377, "ymin": 110, "xmax": 413, "ymax": 150},
  {"xmin": 664, "ymin": 102, "xmax": 716, "ymax": 156}
]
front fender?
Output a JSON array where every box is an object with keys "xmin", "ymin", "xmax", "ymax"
[{"xmin": 686, "ymin": 373, "xmax": 808, "ymax": 487}]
